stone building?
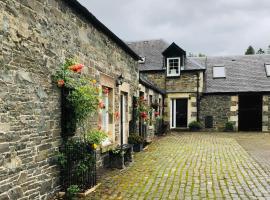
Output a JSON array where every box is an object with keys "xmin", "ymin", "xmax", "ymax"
[
  {"xmin": 128, "ymin": 39, "xmax": 270, "ymax": 132},
  {"xmin": 0, "ymin": 0, "xmax": 140, "ymax": 199}
]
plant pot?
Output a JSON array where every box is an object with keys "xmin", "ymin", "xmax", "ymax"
[
  {"xmin": 109, "ymin": 151, "xmax": 125, "ymax": 169},
  {"xmin": 133, "ymin": 143, "xmax": 143, "ymax": 152}
]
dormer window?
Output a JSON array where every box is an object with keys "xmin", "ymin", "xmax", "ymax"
[
  {"xmin": 265, "ymin": 64, "xmax": 270, "ymax": 77},
  {"xmin": 167, "ymin": 57, "xmax": 180, "ymax": 77},
  {"xmin": 213, "ymin": 66, "xmax": 226, "ymax": 78}
]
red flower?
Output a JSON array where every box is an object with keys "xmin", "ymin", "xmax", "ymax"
[
  {"xmin": 99, "ymin": 101, "xmax": 105, "ymax": 109},
  {"xmin": 68, "ymin": 64, "xmax": 84, "ymax": 73},
  {"xmin": 140, "ymin": 112, "xmax": 148, "ymax": 119},
  {"xmin": 154, "ymin": 112, "xmax": 160, "ymax": 117},
  {"xmin": 103, "ymin": 87, "xmax": 109, "ymax": 94},
  {"xmin": 57, "ymin": 79, "xmax": 65, "ymax": 87},
  {"xmin": 115, "ymin": 112, "xmax": 120, "ymax": 120}
]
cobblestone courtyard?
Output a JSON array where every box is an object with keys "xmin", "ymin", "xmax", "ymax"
[{"xmin": 87, "ymin": 133, "xmax": 270, "ymax": 200}]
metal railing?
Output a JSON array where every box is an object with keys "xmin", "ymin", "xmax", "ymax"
[{"xmin": 59, "ymin": 141, "xmax": 97, "ymax": 191}]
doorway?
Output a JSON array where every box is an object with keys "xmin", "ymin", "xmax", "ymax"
[
  {"xmin": 171, "ymin": 99, "xmax": 188, "ymax": 128},
  {"xmin": 238, "ymin": 94, "xmax": 262, "ymax": 131},
  {"xmin": 120, "ymin": 93, "xmax": 128, "ymax": 145}
]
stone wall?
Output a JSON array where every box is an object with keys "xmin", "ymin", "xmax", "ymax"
[
  {"xmin": 263, "ymin": 95, "xmax": 269, "ymax": 132},
  {"xmin": 141, "ymin": 71, "xmax": 166, "ymax": 90},
  {"xmin": 166, "ymin": 71, "xmax": 199, "ymax": 93},
  {"xmin": 199, "ymin": 95, "xmax": 231, "ymax": 131},
  {"xmin": 0, "ymin": 0, "xmax": 138, "ymax": 199}
]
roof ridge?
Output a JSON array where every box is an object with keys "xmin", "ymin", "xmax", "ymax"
[{"xmin": 127, "ymin": 39, "xmax": 168, "ymax": 44}]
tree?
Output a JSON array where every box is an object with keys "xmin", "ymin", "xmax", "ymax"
[
  {"xmin": 256, "ymin": 48, "xmax": 265, "ymax": 54},
  {"xmin": 245, "ymin": 46, "xmax": 255, "ymax": 55}
]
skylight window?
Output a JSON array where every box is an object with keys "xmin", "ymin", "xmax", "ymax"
[
  {"xmin": 213, "ymin": 66, "xmax": 225, "ymax": 78},
  {"xmin": 265, "ymin": 64, "xmax": 270, "ymax": 77}
]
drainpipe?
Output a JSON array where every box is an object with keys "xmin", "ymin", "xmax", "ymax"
[{"xmin": 196, "ymin": 72, "xmax": 200, "ymax": 122}]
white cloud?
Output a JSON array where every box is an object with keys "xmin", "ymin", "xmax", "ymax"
[{"xmin": 78, "ymin": 0, "xmax": 270, "ymax": 56}]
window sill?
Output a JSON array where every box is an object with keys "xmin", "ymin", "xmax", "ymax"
[{"xmin": 100, "ymin": 143, "xmax": 115, "ymax": 153}]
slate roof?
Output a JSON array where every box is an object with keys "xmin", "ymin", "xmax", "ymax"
[
  {"xmin": 127, "ymin": 40, "xmax": 205, "ymax": 71},
  {"xmin": 127, "ymin": 39, "xmax": 168, "ymax": 71},
  {"xmin": 204, "ymin": 55, "xmax": 270, "ymax": 93},
  {"xmin": 64, "ymin": 0, "xmax": 140, "ymax": 60},
  {"xmin": 139, "ymin": 75, "xmax": 165, "ymax": 95}
]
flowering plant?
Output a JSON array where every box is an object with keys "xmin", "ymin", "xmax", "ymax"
[
  {"xmin": 137, "ymin": 96, "xmax": 151, "ymax": 123},
  {"xmin": 54, "ymin": 59, "xmax": 100, "ymax": 134}
]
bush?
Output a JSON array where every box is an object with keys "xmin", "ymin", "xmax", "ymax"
[
  {"xmin": 224, "ymin": 122, "xmax": 234, "ymax": 132},
  {"xmin": 188, "ymin": 121, "xmax": 202, "ymax": 131},
  {"xmin": 66, "ymin": 185, "xmax": 80, "ymax": 200},
  {"xmin": 128, "ymin": 134, "xmax": 144, "ymax": 144}
]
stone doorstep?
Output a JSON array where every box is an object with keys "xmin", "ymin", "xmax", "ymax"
[{"xmin": 58, "ymin": 183, "xmax": 101, "ymax": 198}]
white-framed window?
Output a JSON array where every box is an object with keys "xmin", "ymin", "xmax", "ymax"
[
  {"xmin": 167, "ymin": 57, "xmax": 181, "ymax": 77},
  {"xmin": 265, "ymin": 64, "xmax": 270, "ymax": 77},
  {"xmin": 213, "ymin": 66, "xmax": 226, "ymax": 78}
]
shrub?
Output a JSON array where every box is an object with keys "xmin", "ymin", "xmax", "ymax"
[
  {"xmin": 224, "ymin": 122, "xmax": 234, "ymax": 132},
  {"xmin": 188, "ymin": 121, "xmax": 202, "ymax": 131},
  {"xmin": 128, "ymin": 134, "xmax": 144, "ymax": 144},
  {"xmin": 86, "ymin": 129, "xmax": 107, "ymax": 145},
  {"xmin": 66, "ymin": 185, "xmax": 80, "ymax": 200}
]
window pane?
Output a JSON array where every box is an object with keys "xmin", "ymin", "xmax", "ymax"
[
  {"xmin": 265, "ymin": 64, "xmax": 270, "ymax": 76},
  {"xmin": 213, "ymin": 66, "xmax": 225, "ymax": 78}
]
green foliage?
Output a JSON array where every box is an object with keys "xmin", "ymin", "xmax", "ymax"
[
  {"xmin": 245, "ymin": 45, "xmax": 255, "ymax": 55},
  {"xmin": 58, "ymin": 139, "xmax": 95, "ymax": 171},
  {"xmin": 85, "ymin": 129, "xmax": 107, "ymax": 145},
  {"xmin": 68, "ymin": 83, "xmax": 99, "ymax": 124},
  {"xmin": 128, "ymin": 134, "xmax": 144, "ymax": 145},
  {"xmin": 224, "ymin": 121, "xmax": 234, "ymax": 132},
  {"xmin": 188, "ymin": 121, "xmax": 202, "ymax": 131},
  {"xmin": 57, "ymin": 152, "xmax": 67, "ymax": 168},
  {"xmin": 66, "ymin": 185, "xmax": 80, "ymax": 200},
  {"xmin": 53, "ymin": 58, "xmax": 76, "ymax": 83},
  {"xmin": 53, "ymin": 59, "xmax": 100, "ymax": 135}
]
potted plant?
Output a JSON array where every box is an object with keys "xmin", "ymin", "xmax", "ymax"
[
  {"xmin": 188, "ymin": 121, "xmax": 202, "ymax": 132},
  {"xmin": 224, "ymin": 121, "xmax": 234, "ymax": 132},
  {"xmin": 85, "ymin": 129, "xmax": 107, "ymax": 150},
  {"xmin": 128, "ymin": 134, "xmax": 144, "ymax": 152}
]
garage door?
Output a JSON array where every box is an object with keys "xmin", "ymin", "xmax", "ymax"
[{"xmin": 238, "ymin": 94, "xmax": 262, "ymax": 131}]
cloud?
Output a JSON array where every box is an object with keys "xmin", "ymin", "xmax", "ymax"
[{"xmin": 78, "ymin": 0, "xmax": 270, "ymax": 56}]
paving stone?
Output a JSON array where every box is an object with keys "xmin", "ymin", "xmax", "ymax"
[{"xmin": 86, "ymin": 133, "xmax": 270, "ymax": 199}]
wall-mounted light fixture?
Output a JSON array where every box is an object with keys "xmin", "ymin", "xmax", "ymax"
[{"xmin": 116, "ymin": 74, "xmax": 124, "ymax": 86}]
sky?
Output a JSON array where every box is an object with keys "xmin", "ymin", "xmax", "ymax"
[{"xmin": 78, "ymin": 0, "xmax": 270, "ymax": 56}]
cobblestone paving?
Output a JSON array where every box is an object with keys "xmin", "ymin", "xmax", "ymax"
[
  {"xmin": 86, "ymin": 133, "xmax": 270, "ymax": 200},
  {"xmin": 235, "ymin": 133, "xmax": 270, "ymax": 172}
]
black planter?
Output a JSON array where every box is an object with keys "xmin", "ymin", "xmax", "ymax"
[
  {"xmin": 61, "ymin": 87, "xmax": 76, "ymax": 138},
  {"xmin": 133, "ymin": 143, "xmax": 143, "ymax": 152},
  {"xmin": 109, "ymin": 152, "xmax": 125, "ymax": 169}
]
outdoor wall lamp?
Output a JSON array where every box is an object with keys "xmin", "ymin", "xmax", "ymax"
[{"xmin": 116, "ymin": 74, "xmax": 124, "ymax": 86}]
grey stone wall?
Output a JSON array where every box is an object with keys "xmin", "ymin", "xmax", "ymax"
[
  {"xmin": 0, "ymin": 0, "xmax": 138, "ymax": 199},
  {"xmin": 141, "ymin": 71, "xmax": 166, "ymax": 91},
  {"xmin": 199, "ymin": 95, "xmax": 231, "ymax": 131},
  {"xmin": 166, "ymin": 71, "xmax": 199, "ymax": 93}
]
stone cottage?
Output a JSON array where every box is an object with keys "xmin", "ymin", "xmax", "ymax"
[
  {"xmin": 128, "ymin": 39, "xmax": 270, "ymax": 132},
  {"xmin": 0, "ymin": 0, "xmax": 141, "ymax": 199}
]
